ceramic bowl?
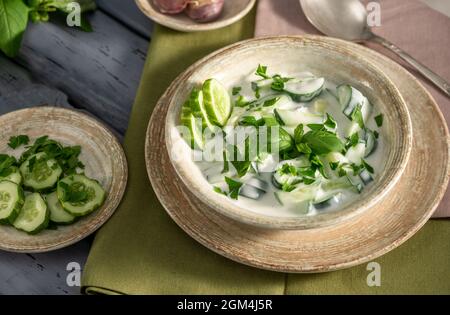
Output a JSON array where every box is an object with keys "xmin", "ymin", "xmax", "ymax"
[
  {"xmin": 164, "ymin": 36, "xmax": 412, "ymax": 229},
  {"xmin": 135, "ymin": 0, "xmax": 256, "ymax": 32}
]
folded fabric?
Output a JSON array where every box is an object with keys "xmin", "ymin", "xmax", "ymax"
[{"xmin": 255, "ymin": 0, "xmax": 450, "ymax": 217}]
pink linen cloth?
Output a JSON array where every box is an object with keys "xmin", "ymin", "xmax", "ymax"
[{"xmin": 255, "ymin": 0, "xmax": 450, "ymax": 218}]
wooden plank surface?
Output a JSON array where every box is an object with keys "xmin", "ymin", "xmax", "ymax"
[{"xmin": 0, "ymin": 1, "xmax": 152, "ymax": 294}]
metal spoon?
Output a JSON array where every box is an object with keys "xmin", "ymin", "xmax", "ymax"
[{"xmin": 300, "ymin": 0, "xmax": 450, "ymax": 97}]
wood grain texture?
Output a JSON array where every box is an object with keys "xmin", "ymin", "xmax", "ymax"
[
  {"xmin": 15, "ymin": 11, "xmax": 149, "ymax": 134},
  {"xmin": 136, "ymin": 0, "xmax": 256, "ymax": 32},
  {"xmin": 0, "ymin": 107, "xmax": 128, "ymax": 253},
  {"xmin": 145, "ymin": 36, "xmax": 449, "ymax": 273}
]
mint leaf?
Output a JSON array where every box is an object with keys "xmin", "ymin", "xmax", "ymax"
[
  {"xmin": 263, "ymin": 97, "xmax": 280, "ymax": 107},
  {"xmin": 238, "ymin": 116, "xmax": 265, "ymax": 127},
  {"xmin": 255, "ymin": 64, "xmax": 269, "ymax": 79},
  {"xmin": 307, "ymin": 124, "xmax": 325, "ymax": 131},
  {"xmin": 0, "ymin": 0, "xmax": 29, "ymax": 57},
  {"xmin": 362, "ymin": 159, "xmax": 374, "ymax": 174},
  {"xmin": 232, "ymin": 86, "xmax": 241, "ymax": 96},
  {"xmin": 346, "ymin": 132, "xmax": 359, "ymax": 149},
  {"xmin": 213, "ymin": 186, "xmax": 227, "ymax": 195},
  {"xmin": 302, "ymin": 130, "xmax": 345, "ymax": 155},
  {"xmin": 294, "ymin": 124, "xmax": 304, "ymax": 144},
  {"xmin": 0, "ymin": 154, "xmax": 16, "ymax": 177},
  {"xmin": 8, "ymin": 135, "xmax": 29, "ymax": 149},
  {"xmin": 374, "ymin": 113, "xmax": 383, "ymax": 127},
  {"xmin": 351, "ymin": 104, "xmax": 365, "ymax": 129},
  {"xmin": 324, "ymin": 113, "xmax": 337, "ymax": 129},
  {"xmin": 225, "ymin": 177, "xmax": 243, "ymax": 199}
]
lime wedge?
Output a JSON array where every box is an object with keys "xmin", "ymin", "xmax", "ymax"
[
  {"xmin": 181, "ymin": 101, "xmax": 204, "ymax": 149},
  {"xmin": 189, "ymin": 88, "xmax": 214, "ymax": 130},
  {"xmin": 202, "ymin": 78, "xmax": 232, "ymax": 127}
]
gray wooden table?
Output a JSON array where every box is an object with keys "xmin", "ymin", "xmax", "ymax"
[
  {"xmin": 1, "ymin": 0, "xmax": 448, "ymax": 295},
  {"xmin": 0, "ymin": 0, "xmax": 153, "ymax": 295}
]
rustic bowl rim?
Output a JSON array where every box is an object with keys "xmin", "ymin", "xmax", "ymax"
[
  {"xmin": 162, "ymin": 35, "xmax": 413, "ymax": 230},
  {"xmin": 135, "ymin": 0, "xmax": 256, "ymax": 32}
]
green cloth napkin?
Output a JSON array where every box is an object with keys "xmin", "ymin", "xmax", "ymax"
[{"xmin": 82, "ymin": 8, "xmax": 450, "ymax": 295}]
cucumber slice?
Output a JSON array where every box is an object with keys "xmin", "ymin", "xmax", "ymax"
[
  {"xmin": 246, "ymin": 177, "xmax": 269, "ymax": 192},
  {"xmin": 274, "ymin": 108, "xmax": 323, "ymax": 126},
  {"xmin": 0, "ymin": 180, "xmax": 24, "ymax": 224},
  {"xmin": 239, "ymin": 184, "xmax": 265, "ymax": 200},
  {"xmin": 337, "ymin": 84, "xmax": 365, "ymax": 113},
  {"xmin": 202, "ymin": 78, "xmax": 232, "ymax": 127},
  {"xmin": 359, "ymin": 169, "xmax": 373, "ymax": 185},
  {"xmin": 345, "ymin": 142, "xmax": 366, "ymax": 164},
  {"xmin": 13, "ymin": 193, "xmax": 49, "ymax": 234},
  {"xmin": 364, "ymin": 129, "xmax": 378, "ymax": 157},
  {"xmin": 0, "ymin": 166, "xmax": 22, "ymax": 185},
  {"xmin": 284, "ymin": 77, "xmax": 325, "ymax": 102},
  {"xmin": 181, "ymin": 111, "xmax": 204, "ymax": 150},
  {"xmin": 274, "ymin": 185, "xmax": 318, "ymax": 214},
  {"xmin": 57, "ymin": 174, "xmax": 106, "ymax": 217},
  {"xmin": 20, "ymin": 152, "xmax": 62, "ymax": 192},
  {"xmin": 46, "ymin": 192, "xmax": 75, "ymax": 224}
]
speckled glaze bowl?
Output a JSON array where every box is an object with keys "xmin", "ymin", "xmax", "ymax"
[
  {"xmin": 163, "ymin": 36, "xmax": 412, "ymax": 230},
  {"xmin": 135, "ymin": 0, "xmax": 256, "ymax": 32}
]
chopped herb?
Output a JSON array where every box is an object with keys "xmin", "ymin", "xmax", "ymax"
[
  {"xmin": 222, "ymin": 151, "xmax": 229, "ymax": 173},
  {"xmin": 296, "ymin": 143, "xmax": 312, "ymax": 155},
  {"xmin": 277, "ymin": 128, "xmax": 294, "ymax": 153},
  {"xmin": 27, "ymin": 155, "xmax": 37, "ymax": 173},
  {"xmin": 255, "ymin": 64, "xmax": 269, "ymax": 79},
  {"xmin": 0, "ymin": 154, "xmax": 17, "ymax": 177},
  {"xmin": 279, "ymin": 163, "xmax": 297, "ymax": 176},
  {"xmin": 307, "ymin": 124, "xmax": 325, "ymax": 131},
  {"xmin": 238, "ymin": 116, "xmax": 265, "ymax": 127},
  {"xmin": 282, "ymin": 182, "xmax": 296, "ymax": 192},
  {"xmin": 58, "ymin": 181, "xmax": 89, "ymax": 203},
  {"xmin": 301, "ymin": 130, "xmax": 345, "ymax": 155},
  {"xmin": 225, "ymin": 177, "xmax": 243, "ymax": 199},
  {"xmin": 329, "ymin": 161, "xmax": 339, "ymax": 170},
  {"xmin": 273, "ymin": 109, "xmax": 285, "ymax": 126},
  {"xmin": 350, "ymin": 163, "xmax": 363, "ymax": 175},
  {"xmin": 310, "ymin": 154, "xmax": 328, "ymax": 179},
  {"xmin": 254, "ymin": 86, "xmax": 261, "ymax": 99},
  {"xmin": 374, "ymin": 114, "xmax": 383, "ymax": 127},
  {"xmin": 362, "ymin": 159, "xmax": 374, "ymax": 174},
  {"xmin": 263, "ymin": 97, "xmax": 280, "ymax": 107},
  {"xmin": 235, "ymin": 95, "xmax": 249, "ymax": 107},
  {"xmin": 373, "ymin": 130, "xmax": 379, "ymax": 139},
  {"xmin": 324, "ymin": 113, "xmax": 337, "ymax": 129},
  {"xmin": 232, "ymin": 86, "xmax": 242, "ymax": 96},
  {"xmin": 351, "ymin": 104, "xmax": 365, "ymax": 129},
  {"xmin": 213, "ymin": 186, "xmax": 227, "ymax": 195},
  {"xmin": 346, "ymin": 132, "xmax": 359, "ymax": 149},
  {"xmin": 271, "ymin": 75, "xmax": 289, "ymax": 91},
  {"xmin": 294, "ymin": 124, "xmax": 304, "ymax": 144},
  {"xmin": 8, "ymin": 135, "xmax": 30, "ymax": 149}
]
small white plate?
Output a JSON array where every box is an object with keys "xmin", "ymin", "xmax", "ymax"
[
  {"xmin": 0, "ymin": 107, "xmax": 128, "ymax": 253},
  {"xmin": 135, "ymin": 0, "xmax": 256, "ymax": 32}
]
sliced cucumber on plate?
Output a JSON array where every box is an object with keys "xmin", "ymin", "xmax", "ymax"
[
  {"xmin": 46, "ymin": 191, "xmax": 76, "ymax": 224},
  {"xmin": 57, "ymin": 174, "xmax": 106, "ymax": 217},
  {"xmin": 13, "ymin": 193, "xmax": 49, "ymax": 234},
  {"xmin": 20, "ymin": 152, "xmax": 62, "ymax": 192},
  {"xmin": 0, "ymin": 180, "xmax": 24, "ymax": 225}
]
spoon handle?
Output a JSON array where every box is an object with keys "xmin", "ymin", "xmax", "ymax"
[{"xmin": 371, "ymin": 34, "xmax": 450, "ymax": 97}]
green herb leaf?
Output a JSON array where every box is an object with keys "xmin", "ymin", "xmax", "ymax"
[
  {"xmin": 346, "ymin": 132, "xmax": 359, "ymax": 149},
  {"xmin": 329, "ymin": 161, "xmax": 339, "ymax": 171},
  {"xmin": 232, "ymin": 86, "xmax": 242, "ymax": 96},
  {"xmin": 8, "ymin": 135, "xmax": 30, "ymax": 149},
  {"xmin": 263, "ymin": 97, "xmax": 280, "ymax": 107},
  {"xmin": 0, "ymin": 0, "xmax": 29, "ymax": 57},
  {"xmin": 296, "ymin": 142, "xmax": 312, "ymax": 155},
  {"xmin": 324, "ymin": 113, "xmax": 337, "ymax": 129},
  {"xmin": 294, "ymin": 124, "xmax": 304, "ymax": 144},
  {"xmin": 302, "ymin": 130, "xmax": 345, "ymax": 155},
  {"xmin": 225, "ymin": 177, "xmax": 243, "ymax": 200},
  {"xmin": 0, "ymin": 154, "xmax": 16, "ymax": 177},
  {"xmin": 278, "ymin": 163, "xmax": 297, "ymax": 176},
  {"xmin": 277, "ymin": 127, "xmax": 294, "ymax": 153},
  {"xmin": 235, "ymin": 95, "xmax": 249, "ymax": 107},
  {"xmin": 307, "ymin": 124, "xmax": 325, "ymax": 131},
  {"xmin": 213, "ymin": 186, "xmax": 227, "ymax": 195},
  {"xmin": 238, "ymin": 116, "xmax": 265, "ymax": 127},
  {"xmin": 351, "ymin": 104, "xmax": 365, "ymax": 129},
  {"xmin": 374, "ymin": 113, "xmax": 383, "ymax": 127},
  {"xmin": 255, "ymin": 64, "xmax": 269, "ymax": 79},
  {"xmin": 58, "ymin": 181, "xmax": 88, "ymax": 203},
  {"xmin": 362, "ymin": 159, "xmax": 374, "ymax": 174}
]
